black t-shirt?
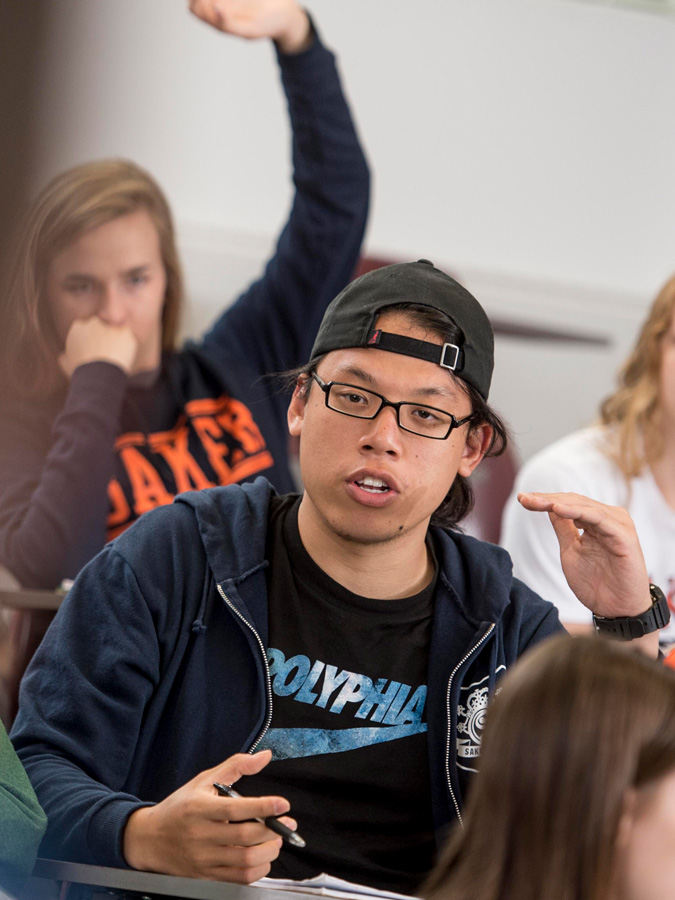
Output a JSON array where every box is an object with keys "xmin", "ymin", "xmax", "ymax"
[{"xmin": 243, "ymin": 495, "xmax": 437, "ymax": 894}]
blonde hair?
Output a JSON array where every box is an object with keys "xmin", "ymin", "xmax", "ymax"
[
  {"xmin": 600, "ymin": 275, "xmax": 675, "ymax": 477},
  {"xmin": 0, "ymin": 158, "xmax": 184, "ymax": 398},
  {"xmin": 423, "ymin": 635, "xmax": 675, "ymax": 900}
]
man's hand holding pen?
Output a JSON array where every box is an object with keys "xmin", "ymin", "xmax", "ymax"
[
  {"xmin": 123, "ymin": 750, "xmax": 298, "ymax": 883},
  {"xmin": 213, "ymin": 782, "xmax": 306, "ymax": 848}
]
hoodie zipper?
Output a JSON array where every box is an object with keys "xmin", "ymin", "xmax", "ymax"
[
  {"xmin": 217, "ymin": 583, "xmax": 273, "ymax": 753},
  {"xmin": 445, "ymin": 622, "xmax": 496, "ymax": 827}
]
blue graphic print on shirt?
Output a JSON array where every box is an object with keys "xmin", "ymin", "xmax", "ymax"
[{"xmin": 258, "ymin": 648, "xmax": 428, "ymax": 760}]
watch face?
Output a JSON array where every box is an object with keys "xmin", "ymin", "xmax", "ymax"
[{"xmin": 650, "ymin": 585, "xmax": 671, "ymax": 631}]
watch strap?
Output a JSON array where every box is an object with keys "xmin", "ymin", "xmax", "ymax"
[{"xmin": 593, "ymin": 583, "xmax": 670, "ymax": 641}]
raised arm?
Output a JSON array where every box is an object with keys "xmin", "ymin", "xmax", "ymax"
[
  {"xmin": 198, "ymin": 0, "xmax": 370, "ymax": 372},
  {"xmin": 0, "ymin": 1, "xmax": 362, "ymax": 590}
]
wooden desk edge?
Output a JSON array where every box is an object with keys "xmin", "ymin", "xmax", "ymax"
[{"xmin": 0, "ymin": 590, "xmax": 64, "ymax": 611}]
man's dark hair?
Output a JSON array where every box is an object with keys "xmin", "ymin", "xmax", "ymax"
[{"xmin": 283, "ymin": 302, "xmax": 509, "ymax": 529}]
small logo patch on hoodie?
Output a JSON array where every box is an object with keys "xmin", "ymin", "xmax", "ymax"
[{"xmin": 456, "ymin": 667, "xmax": 505, "ymax": 771}]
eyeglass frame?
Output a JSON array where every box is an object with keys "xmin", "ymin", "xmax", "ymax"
[{"xmin": 309, "ymin": 373, "xmax": 474, "ymax": 440}]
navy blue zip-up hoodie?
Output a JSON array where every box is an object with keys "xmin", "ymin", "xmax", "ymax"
[{"xmin": 12, "ymin": 479, "xmax": 562, "ymax": 871}]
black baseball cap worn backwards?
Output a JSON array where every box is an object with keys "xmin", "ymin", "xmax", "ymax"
[{"xmin": 310, "ymin": 259, "xmax": 495, "ymax": 400}]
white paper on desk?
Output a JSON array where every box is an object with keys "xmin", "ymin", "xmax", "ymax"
[{"xmin": 253, "ymin": 873, "xmax": 417, "ymax": 900}]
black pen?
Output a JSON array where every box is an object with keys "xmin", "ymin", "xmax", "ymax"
[{"xmin": 213, "ymin": 782, "xmax": 306, "ymax": 849}]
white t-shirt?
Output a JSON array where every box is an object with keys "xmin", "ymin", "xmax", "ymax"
[{"xmin": 501, "ymin": 425, "xmax": 675, "ymax": 647}]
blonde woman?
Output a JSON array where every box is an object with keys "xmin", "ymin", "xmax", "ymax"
[
  {"xmin": 502, "ymin": 276, "xmax": 675, "ymax": 645},
  {"xmin": 0, "ymin": 0, "xmax": 369, "ymax": 590},
  {"xmin": 423, "ymin": 635, "xmax": 675, "ymax": 900}
]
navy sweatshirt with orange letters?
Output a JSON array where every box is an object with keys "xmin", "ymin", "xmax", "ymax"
[{"xmin": 0, "ymin": 29, "xmax": 369, "ymax": 589}]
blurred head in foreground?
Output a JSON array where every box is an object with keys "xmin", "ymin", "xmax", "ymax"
[{"xmin": 423, "ymin": 635, "xmax": 675, "ymax": 900}]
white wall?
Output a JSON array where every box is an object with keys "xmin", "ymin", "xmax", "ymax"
[{"xmin": 34, "ymin": 0, "xmax": 675, "ymax": 462}]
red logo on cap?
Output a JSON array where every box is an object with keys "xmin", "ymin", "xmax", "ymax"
[{"xmin": 368, "ymin": 330, "xmax": 381, "ymax": 345}]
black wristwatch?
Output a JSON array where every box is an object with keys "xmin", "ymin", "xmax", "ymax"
[{"xmin": 593, "ymin": 583, "xmax": 671, "ymax": 641}]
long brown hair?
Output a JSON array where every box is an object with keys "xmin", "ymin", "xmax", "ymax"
[
  {"xmin": 0, "ymin": 158, "xmax": 184, "ymax": 399},
  {"xmin": 600, "ymin": 275, "xmax": 675, "ymax": 477},
  {"xmin": 423, "ymin": 635, "xmax": 675, "ymax": 900}
]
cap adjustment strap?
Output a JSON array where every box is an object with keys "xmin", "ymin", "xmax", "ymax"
[{"xmin": 366, "ymin": 329, "xmax": 464, "ymax": 372}]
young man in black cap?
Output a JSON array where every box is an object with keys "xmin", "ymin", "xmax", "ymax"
[{"xmin": 12, "ymin": 261, "xmax": 665, "ymax": 893}]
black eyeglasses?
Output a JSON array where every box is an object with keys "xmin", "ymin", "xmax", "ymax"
[{"xmin": 311, "ymin": 373, "xmax": 472, "ymax": 440}]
